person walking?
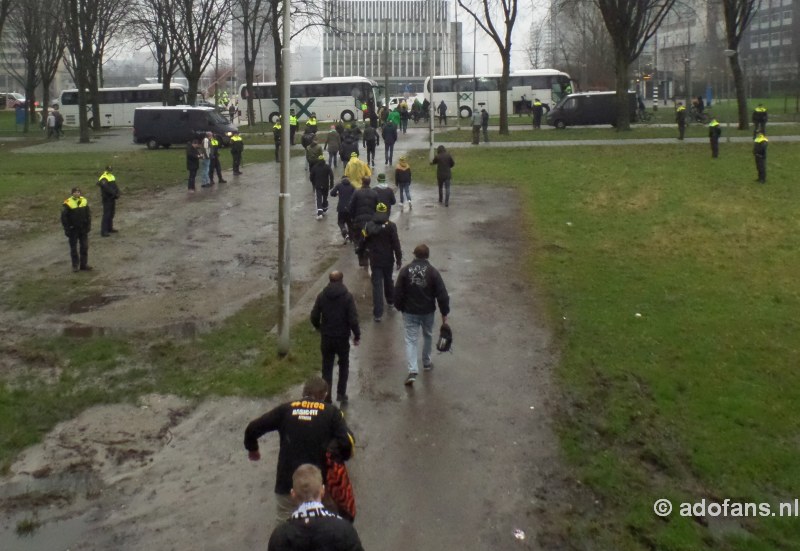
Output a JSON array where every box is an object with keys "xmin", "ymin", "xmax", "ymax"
[
  {"xmin": 675, "ymin": 102, "xmax": 686, "ymax": 140},
  {"xmin": 230, "ymin": 130, "xmax": 244, "ymax": 175},
  {"xmin": 395, "ymin": 156, "xmax": 412, "ymax": 210},
  {"xmin": 437, "ymin": 100, "xmax": 448, "ymax": 126},
  {"xmin": 310, "ymin": 271, "xmax": 361, "ymax": 403},
  {"xmin": 267, "ymin": 464, "xmax": 365, "ymax": 551},
  {"xmin": 46, "ymin": 109, "xmax": 57, "ymax": 139},
  {"xmin": 399, "ymin": 102, "xmax": 410, "ymax": 134},
  {"xmin": 305, "ymin": 112, "xmax": 318, "ymax": 134},
  {"xmin": 324, "ymin": 125, "xmax": 341, "ymax": 169},
  {"xmin": 97, "ymin": 165, "xmax": 120, "ymax": 237},
  {"xmin": 752, "ymin": 103, "xmax": 768, "ymax": 136},
  {"xmin": 359, "ymin": 203, "xmax": 402, "ymax": 322},
  {"xmin": 186, "ymin": 138, "xmax": 201, "ymax": 193},
  {"xmin": 305, "ymin": 133, "xmax": 323, "ymax": 172},
  {"xmin": 339, "ymin": 131, "xmax": 358, "ymax": 171},
  {"xmin": 330, "ymin": 176, "xmax": 356, "ymax": 242},
  {"xmin": 273, "ymin": 118, "xmax": 282, "ymax": 163},
  {"xmin": 344, "ymin": 151, "xmax": 371, "ymax": 190},
  {"xmin": 480, "ymin": 108, "xmax": 490, "ymax": 142},
  {"xmin": 393, "ymin": 244, "xmax": 450, "ymax": 386},
  {"xmin": 373, "ymin": 173, "xmax": 396, "ymax": 215},
  {"xmin": 244, "ymin": 375, "xmax": 354, "ymax": 521},
  {"xmin": 310, "ymin": 154, "xmax": 334, "ymax": 219},
  {"xmin": 471, "ymin": 110, "xmax": 481, "ymax": 145},
  {"xmin": 61, "ymin": 187, "xmax": 92, "ymax": 272},
  {"xmin": 348, "ymin": 177, "xmax": 379, "ymax": 267},
  {"xmin": 381, "ymin": 120, "xmax": 398, "ymax": 166},
  {"xmin": 207, "ymin": 133, "xmax": 226, "ymax": 184},
  {"xmin": 200, "ymin": 132, "xmax": 212, "ymax": 187},
  {"xmin": 532, "ymin": 99, "xmax": 544, "ymax": 129},
  {"xmin": 430, "ymin": 145, "xmax": 455, "ymax": 207},
  {"xmin": 708, "ymin": 118, "xmax": 721, "ymax": 159},
  {"xmin": 363, "ymin": 124, "xmax": 379, "ymax": 167},
  {"xmin": 753, "ymin": 132, "xmax": 768, "ymax": 183}
]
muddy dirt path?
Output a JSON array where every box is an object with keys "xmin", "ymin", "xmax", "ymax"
[{"xmin": 0, "ymin": 129, "xmax": 564, "ymax": 550}]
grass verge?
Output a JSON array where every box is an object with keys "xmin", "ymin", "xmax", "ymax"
[{"xmin": 406, "ymin": 142, "xmax": 800, "ymax": 550}]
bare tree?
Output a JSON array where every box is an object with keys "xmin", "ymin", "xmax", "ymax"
[
  {"xmin": 87, "ymin": 0, "xmax": 128, "ymax": 127},
  {"xmin": 0, "ymin": 0, "xmax": 10, "ymax": 38},
  {"xmin": 130, "ymin": 0, "xmax": 182, "ymax": 105},
  {"xmin": 2, "ymin": 0, "xmax": 42, "ymax": 132},
  {"xmin": 553, "ymin": 0, "xmax": 615, "ymax": 90},
  {"xmin": 458, "ymin": 0, "xmax": 519, "ymax": 135},
  {"xmin": 37, "ymin": 0, "xmax": 66, "ymax": 123},
  {"xmin": 234, "ymin": 0, "xmax": 274, "ymax": 125},
  {"xmin": 594, "ymin": 0, "xmax": 677, "ymax": 130},
  {"xmin": 721, "ymin": 0, "xmax": 760, "ymax": 129},
  {"xmin": 526, "ymin": 18, "xmax": 548, "ymax": 69},
  {"xmin": 167, "ymin": 0, "xmax": 232, "ymax": 105},
  {"xmin": 61, "ymin": 0, "xmax": 93, "ymax": 142}
]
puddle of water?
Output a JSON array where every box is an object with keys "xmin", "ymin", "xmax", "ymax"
[
  {"xmin": 0, "ymin": 513, "xmax": 92, "ymax": 551},
  {"xmin": 67, "ymin": 294, "xmax": 124, "ymax": 314}
]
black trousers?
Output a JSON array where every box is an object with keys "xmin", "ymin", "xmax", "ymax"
[
  {"xmin": 710, "ymin": 137, "xmax": 719, "ymax": 158},
  {"xmin": 209, "ymin": 156, "xmax": 223, "ymax": 182},
  {"xmin": 101, "ymin": 198, "xmax": 116, "ymax": 235},
  {"xmin": 68, "ymin": 230, "xmax": 89, "ymax": 269},
  {"xmin": 187, "ymin": 167, "xmax": 198, "ymax": 190},
  {"xmin": 315, "ymin": 187, "xmax": 329, "ymax": 213},
  {"xmin": 755, "ymin": 155, "xmax": 766, "ymax": 182},
  {"xmin": 678, "ymin": 124, "xmax": 686, "ymax": 140},
  {"xmin": 232, "ymin": 151, "xmax": 242, "ymax": 172},
  {"xmin": 365, "ymin": 141, "xmax": 376, "ymax": 165},
  {"xmin": 321, "ymin": 335, "xmax": 351, "ymax": 398}
]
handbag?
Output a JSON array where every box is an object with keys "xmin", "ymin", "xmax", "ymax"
[
  {"xmin": 325, "ymin": 451, "xmax": 356, "ymax": 522},
  {"xmin": 436, "ymin": 322, "xmax": 453, "ymax": 352}
]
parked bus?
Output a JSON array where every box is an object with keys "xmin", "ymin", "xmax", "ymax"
[
  {"xmin": 239, "ymin": 76, "xmax": 379, "ymax": 124},
  {"xmin": 57, "ymin": 84, "xmax": 187, "ymax": 127},
  {"xmin": 423, "ymin": 69, "xmax": 575, "ymax": 118}
]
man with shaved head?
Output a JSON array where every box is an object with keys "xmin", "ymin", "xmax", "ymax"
[{"xmin": 310, "ymin": 271, "xmax": 361, "ymax": 403}]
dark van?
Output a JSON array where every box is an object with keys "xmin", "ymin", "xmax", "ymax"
[
  {"xmin": 133, "ymin": 106, "xmax": 238, "ymax": 149},
  {"xmin": 546, "ymin": 91, "xmax": 637, "ymax": 129}
]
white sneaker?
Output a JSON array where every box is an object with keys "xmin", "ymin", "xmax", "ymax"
[{"xmin": 316, "ymin": 214, "xmax": 323, "ymax": 220}]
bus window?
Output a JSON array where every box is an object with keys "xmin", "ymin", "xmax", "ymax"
[
  {"xmin": 474, "ymin": 78, "xmax": 497, "ymax": 92},
  {"xmin": 61, "ymin": 91, "xmax": 79, "ymax": 105}
]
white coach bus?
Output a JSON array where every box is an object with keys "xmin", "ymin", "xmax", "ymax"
[{"xmin": 57, "ymin": 83, "xmax": 187, "ymax": 127}]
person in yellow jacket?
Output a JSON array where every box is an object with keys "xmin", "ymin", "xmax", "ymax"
[
  {"xmin": 61, "ymin": 187, "xmax": 92, "ymax": 272},
  {"xmin": 289, "ymin": 109, "xmax": 298, "ymax": 145},
  {"xmin": 273, "ymin": 118, "xmax": 282, "ymax": 162},
  {"xmin": 97, "ymin": 165, "xmax": 120, "ymax": 236},
  {"xmin": 306, "ymin": 112, "xmax": 318, "ymax": 134},
  {"xmin": 344, "ymin": 151, "xmax": 371, "ymax": 189}
]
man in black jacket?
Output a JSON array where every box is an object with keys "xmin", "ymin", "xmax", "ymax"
[
  {"xmin": 330, "ymin": 177, "xmax": 355, "ymax": 242},
  {"xmin": 61, "ymin": 187, "xmax": 92, "ymax": 272},
  {"xmin": 244, "ymin": 375, "xmax": 354, "ymax": 520},
  {"xmin": 347, "ymin": 177, "xmax": 378, "ymax": 267},
  {"xmin": 310, "ymin": 154, "xmax": 334, "ymax": 219},
  {"xmin": 358, "ymin": 203, "xmax": 402, "ymax": 322},
  {"xmin": 430, "ymin": 145, "xmax": 455, "ymax": 207},
  {"xmin": 394, "ymin": 244, "xmax": 450, "ymax": 386},
  {"xmin": 310, "ymin": 271, "xmax": 361, "ymax": 402},
  {"xmin": 268, "ymin": 464, "xmax": 364, "ymax": 551}
]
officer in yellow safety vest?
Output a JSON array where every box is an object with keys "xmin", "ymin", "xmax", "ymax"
[
  {"xmin": 306, "ymin": 112, "xmax": 318, "ymax": 134},
  {"xmin": 675, "ymin": 103, "xmax": 687, "ymax": 140},
  {"xmin": 61, "ymin": 187, "xmax": 92, "ymax": 272},
  {"xmin": 289, "ymin": 109, "xmax": 298, "ymax": 145},
  {"xmin": 753, "ymin": 132, "xmax": 768, "ymax": 183},
  {"xmin": 230, "ymin": 131, "xmax": 244, "ymax": 175},
  {"xmin": 273, "ymin": 118, "xmax": 282, "ymax": 162},
  {"xmin": 532, "ymin": 99, "xmax": 544, "ymax": 129},
  {"xmin": 752, "ymin": 104, "xmax": 767, "ymax": 136},
  {"xmin": 708, "ymin": 118, "xmax": 721, "ymax": 159},
  {"xmin": 208, "ymin": 134, "xmax": 226, "ymax": 184},
  {"xmin": 97, "ymin": 165, "xmax": 120, "ymax": 236}
]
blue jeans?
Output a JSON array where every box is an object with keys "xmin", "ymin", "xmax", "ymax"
[
  {"xmin": 371, "ymin": 265, "xmax": 394, "ymax": 319},
  {"xmin": 398, "ymin": 183, "xmax": 411, "ymax": 203},
  {"xmin": 328, "ymin": 150, "xmax": 338, "ymax": 167},
  {"xmin": 384, "ymin": 143, "xmax": 395, "ymax": 164},
  {"xmin": 200, "ymin": 159, "xmax": 210, "ymax": 185},
  {"xmin": 402, "ymin": 312, "xmax": 434, "ymax": 373}
]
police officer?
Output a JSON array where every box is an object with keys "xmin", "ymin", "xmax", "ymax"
[
  {"xmin": 97, "ymin": 165, "xmax": 120, "ymax": 236},
  {"xmin": 61, "ymin": 187, "xmax": 92, "ymax": 272},
  {"xmin": 273, "ymin": 117, "xmax": 282, "ymax": 162},
  {"xmin": 675, "ymin": 102, "xmax": 687, "ymax": 140},
  {"xmin": 230, "ymin": 131, "xmax": 244, "ymax": 175},
  {"xmin": 752, "ymin": 104, "xmax": 767, "ymax": 136},
  {"xmin": 208, "ymin": 133, "xmax": 226, "ymax": 184},
  {"xmin": 532, "ymin": 99, "xmax": 544, "ymax": 129},
  {"xmin": 289, "ymin": 109, "xmax": 298, "ymax": 145},
  {"xmin": 306, "ymin": 112, "xmax": 318, "ymax": 134},
  {"xmin": 708, "ymin": 118, "xmax": 721, "ymax": 159},
  {"xmin": 753, "ymin": 132, "xmax": 768, "ymax": 184}
]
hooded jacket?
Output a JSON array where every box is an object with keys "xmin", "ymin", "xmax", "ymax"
[
  {"xmin": 431, "ymin": 149, "xmax": 454, "ymax": 182},
  {"xmin": 374, "ymin": 185, "xmax": 396, "ymax": 213},
  {"xmin": 361, "ymin": 212, "xmax": 402, "ymax": 268},
  {"xmin": 347, "ymin": 186, "xmax": 379, "ymax": 226},
  {"xmin": 395, "ymin": 162, "xmax": 411, "ymax": 185},
  {"xmin": 267, "ymin": 503, "xmax": 365, "ymax": 551},
  {"xmin": 330, "ymin": 178, "xmax": 356, "ymax": 213},
  {"xmin": 310, "ymin": 280, "xmax": 360, "ymax": 340},
  {"xmin": 310, "ymin": 161, "xmax": 334, "ymax": 191},
  {"xmin": 325, "ymin": 130, "xmax": 341, "ymax": 153},
  {"xmin": 381, "ymin": 122, "xmax": 398, "ymax": 146}
]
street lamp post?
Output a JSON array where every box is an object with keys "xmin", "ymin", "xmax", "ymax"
[{"xmin": 482, "ymin": 54, "xmax": 489, "ymax": 74}]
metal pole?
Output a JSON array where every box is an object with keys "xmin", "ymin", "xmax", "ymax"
[
  {"xmin": 429, "ymin": 0, "xmax": 435, "ymax": 161},
  {"xmin": 277, "ymin": 0, "xmax": 292, "ymax": 356},
  {"xmin": 472, "ymin": 17, "xmax": 476, "ymax": 114},
  {"xmin": 455, "ymin": 0, "xmax": 460, "ymax": 130}
]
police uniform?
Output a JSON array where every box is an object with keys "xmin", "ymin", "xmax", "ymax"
[
  {"xmin": 708, "ymin": 119, "xmax": 721, "ymax": 158},
  {"xmin": 752, "ymin": 105, "xmax": 768, "ymax": 135},
  {"xmin": 675, "ymin": 104, "xmax": 687, "ymax": 140},
  {"xmin": 753, "ymin": 133, "xmax": 768, "ymax": 183},
  {"xmin": 61, "ymin": 191, "xmax": 92, "ymax": 271},
  {"xmin": 532, "ymin": 100, "xmax": 544, "ymax": 129},
  {"xmin": 97, "ymin": 169, "xmax": 120, "ymax": 236},
  {"xmin": 306, "ymin": 115, "xmax": 318, "ymax": 134},
  {"xmin": 273, "ymin": 121, "xmax": 282, "ymax": 162},
  {"xmin": 289, "ymin": 111, "xmax": 298, "ymax": 145},
  {"xmin": 208, "ymin": 135, "xmax": 226, "ymax": 184},
  {"xmin": 230, "ymin": 133, "xmax": 244, "ymax": 174}
]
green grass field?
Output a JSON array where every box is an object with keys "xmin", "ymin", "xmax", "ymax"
[{"xmin": 2, "ymin": 118, "xmax": 800, "ymax": 549}]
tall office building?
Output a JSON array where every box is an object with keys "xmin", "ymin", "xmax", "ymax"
[{"xmin": 323, "ymin": 0, "xmax": 462, "ymax": 96}]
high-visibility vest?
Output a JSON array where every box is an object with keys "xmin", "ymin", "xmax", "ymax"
[
  {"xmin": 755, "ymin": 134, "xmax": 768, "ymax": 143},
  {"xmin": 676, "ymin": 105, "xmax": 686, "ymax": 112},
  {"xmin": 99, "ymin": 171, "xmax": 115, "ymax": 182},
  {"xmin": 289, "ymin": 115, "xmax": 297, "ymax": 126},
  {"xmin": 755, "ymin": 107, "xmax": 767, "ymax": 113},
  {"xmin": 64, "ymin": 196, "xmax": 88, "ymax": 209},
  {"xmin": 307, "ymin": 117, "xmax": 317, "ymax": 127},
  {"xmin": 708, "ymin": 120, "xmax": 719, "ymax": 127},
  {"xmin": 231, "ymin": 135, "xmax": 243, "ymax": 143},
  {"xmin": 210, "ymin": 138, "xmax": 219, "ymax": 147}
]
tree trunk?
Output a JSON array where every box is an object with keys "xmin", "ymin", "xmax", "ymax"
[
  {"xmin": 729, "ymin": 54, "xmax": 748, "ymax": 130},
  {"xmin": 245, "ymin": 64, "xmax": 256, "ymax": 125},
  {"xmin": 615, "ymin": 53, "xmax": 631, "ymax": 131},
  {"xmin": 499, "ymin": 52, "xmax": 510, "ymax": 135}
]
